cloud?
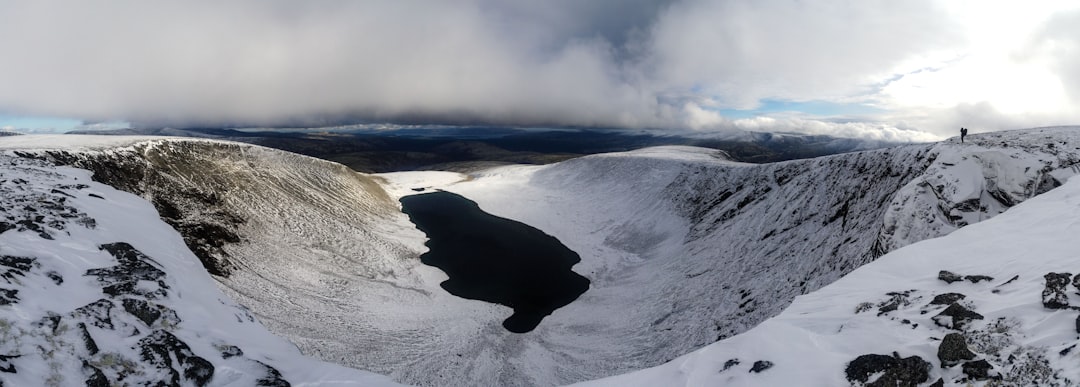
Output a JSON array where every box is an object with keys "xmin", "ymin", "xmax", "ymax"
[{"xmin": 0, "ymin": 1, "xmax": 1075, "ymax": 138}]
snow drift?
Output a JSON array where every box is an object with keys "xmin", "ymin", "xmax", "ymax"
[
  {"xmin": 575, "ymin": 130, "xmax": 1080, "ymax": 386},
  {"xmin": 2, "ymin": 127, "xmax": 1079, "ymax": 386}
]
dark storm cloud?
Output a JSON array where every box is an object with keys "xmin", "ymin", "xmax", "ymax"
[{"xmin": 0, "ymin": 1, "xmax": 988, "ymax": 139}]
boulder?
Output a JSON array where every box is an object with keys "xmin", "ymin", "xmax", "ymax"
[
  {"xmin": 939, "ymin": 271, "xmax": 963, "ymax": 284},
  {"xmin": 962, "ymin": 359, "xmax": 995, "ymax": 381},
  {"xmin": 1042, "ymin": 272, "xmax": 1072, "ymax": 309},
  {"xmin": 932, "ymin": 303, "xmax": 984, "ymax": 330},
  {"xmin": 937, "ymin": 333, "xmax": 976, "ymax": 367},
  {"xmin": 929, "ymin": 293, "xmax": 966, "ymax": 306},
  {"xmin": 845, "ymin": 353, "xmax": 931, "ymax": 387},
  {"xmin": 749, "ymin": 360, "xmax": 773, "ymax": 373}
]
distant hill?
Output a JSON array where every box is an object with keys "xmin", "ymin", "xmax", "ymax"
[{"xmin": 67, "ymin": 126, "xmax": 909, "ymax": 172}]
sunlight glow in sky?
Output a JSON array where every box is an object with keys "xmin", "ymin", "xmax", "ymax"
[{"xmin": 1, "ymin": 1, "xmax": 1078, "ymax": 140}]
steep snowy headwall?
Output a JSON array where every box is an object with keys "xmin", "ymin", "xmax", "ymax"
[
  {"xmin": 0, "ymin": 149, "xmax": 400, "ymax": 386},
  {"xmin": 574, "ymin": 134, "xmax": 1080, "ymax": 387},
  {"xmin": 4, "ymin": 128, "xmax": 1078, "ymax": 386},
  {"xmin": 437, "ymin": 127, "xmax": 1080, "ymax": 384},
  {"xmin": 4, "ymin": 137, "xmax": 514, "ymax": 385}
]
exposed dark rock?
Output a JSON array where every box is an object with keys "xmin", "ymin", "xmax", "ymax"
[
  {"xmin": 988, "ymin": 188, "xmax": 1017, "ymax": 207},
  {"xmin": 0, "ymin": 354, "xmax": 18, "ymax": 373},
  {"xmin": 749, "ymin": 360, "xmax": 773, "ymax": 373},
  {"xmin": 184, "ymin": 357, "xmax": 215, "ymax": 386},
  {"xmin": 83, "ymin": 361, "xmax": 110, "ymax": 387},
  {"xmin": 50, "ymin": 188, "xmax": 75, "ymax": 198},
  {"xmin": 77, "ymin": 322, "xmax": 99, "ymax": 355},
  {"xmin": 1076, "ymin": 315, "xmax": 1080, "ymax": 335},
  {"xmin": 1042, "ymin": 272, "xmax": 1072, "ymax": 309},
  {"xmin": 1061, "ymin": 344, "xmax": 1076, "ymax": 356},
  {"xmin": 86, "ymin": 243, "xmax": 169, "ymax": 299},
  {"xmin": 962, "ymin": 359, "xmax": 995, "ymax": 381},
  {"xmin": 72, "ymin": 299, "xmax": 115, "ymax": 330},
  {"xmin": 929, "ymin": 293, "xmax": 966, "ymax": 306},
  {"xmin": 1034, "ymin": 172, "xmax": 1061, "ymax": 196},
  {"xmin": 939, "ymin": 270, "xmax": 963, "ymax": 284},
  {"xmin": 845, "ymin": 353, "xmax": 931, "ymax": 387},
  {"xmin": 220, "ymin": 345, "xmax": 244, "ymax": 359},
  {"xmin": 932, "ymin": 303, "xmax": 984, "ymax": 330},
  {"xmin": 138, "ymin": 330, "xmax": 215, "ymax": 387},
  {"xmin": 929, "ymin": 377, "xmax": 944, "ymax": 387},
  {"xmin": 34, "ymin": 312, "xmax": 61, "ymax": 333},
  {"xmin": 1074, "ymin": 273, "xmax": 1080, "ymax": 293},
  {"xmin": 48, "ymin": 145, "xmax": 244, "ymax": 279},
  {"xmin": 123, "ymin": 298, "xmax": 163, "ymax": 326},
  {"xmin": 877, "ymin": 291, "xmax": 913, "ymax": 316},
  {"xmin": 254, "ymin": 361, "xmax": 292, "ymax": 387},
  {"xmin": 0, "ymin": 288, "xmax": 18, "ymax": 305},
  {"xmin": 964, "ymin": 275, "xmax": 994, "ymax": 283},
  {"xmin": 173, "ymin": 222, "xmax": 238, "ymax": 277},
  {"xmin": 0, "ymin": 255, "xmax": 36, "ymax": 284},
  {"xmin": 720, "ymin": 358, "xmax": 740, "ymax": 372},
  {"xmin": 0, "ymin": 255, "xmax": 34, "ymax": 273},
  {"xmin": 937, "ymin": 333, "xmax": 976, "ymax": 367},
  {"xmin": 0, "ymin": 221, "xmax": 13, "ymax": 234},
  {"xmin": 45, "ymin": 270, "xmax": 63, "ymax": 285}
]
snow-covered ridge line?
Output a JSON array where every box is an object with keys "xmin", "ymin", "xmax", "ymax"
[
  {"xmin": 4, "ymin": 135, "xmax": 474, "ymax": 385},
  {"xmin": 2, "ymin": 128, "xmax": 1078, "ymax": 386},
  {"xmin": 434, "ymin": 127, "xmax": 1080, "ymax": 384},
  {"xmin": 575, "ymin": 137, "xmax": 1080, "ymax": 386},
  {"xmin": 0, "ymin": 152, "xmax": 401, "ymax": 386}
]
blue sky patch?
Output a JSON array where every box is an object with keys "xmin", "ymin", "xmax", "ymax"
[{"xmin": 719, "ymin": 99, "xmax": 884, "ymax": 119}]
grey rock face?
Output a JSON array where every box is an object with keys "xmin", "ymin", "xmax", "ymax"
[
  {"xmin": 1042, "ymin": 272, "xmax": 1072, "ymax": 309},
  {"xmin": 937, "ymin": 333, "xmax": 976, "ymax": 368}
]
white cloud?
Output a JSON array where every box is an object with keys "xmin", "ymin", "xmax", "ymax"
[{"xmin": 0, "ymin": 1, "xmax": 1076, "ymax": 139}]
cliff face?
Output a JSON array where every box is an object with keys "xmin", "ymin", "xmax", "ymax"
[
  {"xmin": 438, "ymin": 128, "xmax": 1080, "ymax": 384},
  {"xmin": 3, "ymin": 127, "xmax": 1078, "ymax": 386},
  {"xmin": 575, "ymin": 129, "xmax": 1080, "ymax": 387},
  {"xmin": 0, "ymin": 147, "xmax": 400, "ymax": 387}
]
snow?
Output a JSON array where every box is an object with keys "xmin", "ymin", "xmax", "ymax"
[
  {"xmin": 0, "ymin": 150, "xmax": 403, "ymax": 386},
  {"xmin": 2, "ymin": 127, "xmax": 1080, "ymax": 386},
  {"xmin": 575, "ymin": 164, "xmax": 1080, "ymax": 387},
  {"xmin": 0, "ymin": 134, "xmax": 173, "ymax": 150}
]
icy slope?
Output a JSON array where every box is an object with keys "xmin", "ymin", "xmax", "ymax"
[
  {"xmin": 0, "ymin": 150, "xmax": 400, "ymax": 386},
  {"xmin": 4, "ymin": 128, "xmax": 1078, "ymax": 386},
  {"xmin": 422, "ymin": 127, "xmax": 1080, "ymax": 383},
  {"xmin": 2, "ymin": 137, "xmax": 519, "ymax": 385},
  {"xmin": 573, "ymin": 151, "xmax": 1080, "ymax": 387}
]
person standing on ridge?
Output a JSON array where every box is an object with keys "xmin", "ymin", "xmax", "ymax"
[{"xmin": 961, "ymin": 127, "xmax": 968, "ymax": 143}]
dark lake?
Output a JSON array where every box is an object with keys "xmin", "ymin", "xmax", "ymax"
[{"xmin": 399, "ymin": 191, "xmax": 590, "ymax": 333}]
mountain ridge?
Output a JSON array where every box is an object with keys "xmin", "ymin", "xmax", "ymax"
[{"xmin": 2, "ymin": 127, "xmax": 1078, "ymax": 385}]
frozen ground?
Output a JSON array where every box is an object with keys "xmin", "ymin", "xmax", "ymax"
[
  {"xmin": 2, "ymin": 127, "xmax": 1079, "ymax": 386},
  {"xmin": 576, "ymin": 151, "xmax": 1080, "ymax": 386},
  {"xmin": 0, "ymin": 150, "xmax": 400, "ymax": 386}
]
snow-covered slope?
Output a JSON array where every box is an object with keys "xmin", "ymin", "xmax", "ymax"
[
  {"xmin": 0, "ymin": 149, "xmax": 400, "ymax": 386},
  {"xmin": 3, "ymin": 127, "xmax": 1078, "ymax": 386},
  {"xmin": 385, "ymin": 127, "xmax": 1075, "ymax": 384},
  {"xmin": 573, "ymin": 143, "xmax": 1080, "ymax": 386},
  {"xmin": 2, "ymin": 137, "xmax": 507, "ymax": 385}
]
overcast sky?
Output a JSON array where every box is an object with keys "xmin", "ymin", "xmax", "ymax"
[{"xmin": 1, "ymin": 0, "xmax": 1078, "ymax": 140}]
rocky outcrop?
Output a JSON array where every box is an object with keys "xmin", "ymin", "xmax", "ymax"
[
  {"xmin": 937, "ymin": 333, "xmax": 976, "ymax": 367},
  {"xmin": 845, "ymin": 353, "xmax": 931, "ymax": 387},
  {"xmin": 1042, "ymin": 272, "xmax": 1072, "ymax": 309},
  {"xmin": 932, "ymin": 303, "xmax": 984, "ymax": 330}
]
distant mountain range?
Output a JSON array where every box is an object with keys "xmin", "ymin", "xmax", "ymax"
[{"xmin": 68, "ymin": 126, "xmax": 909, "ymax": 172}]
